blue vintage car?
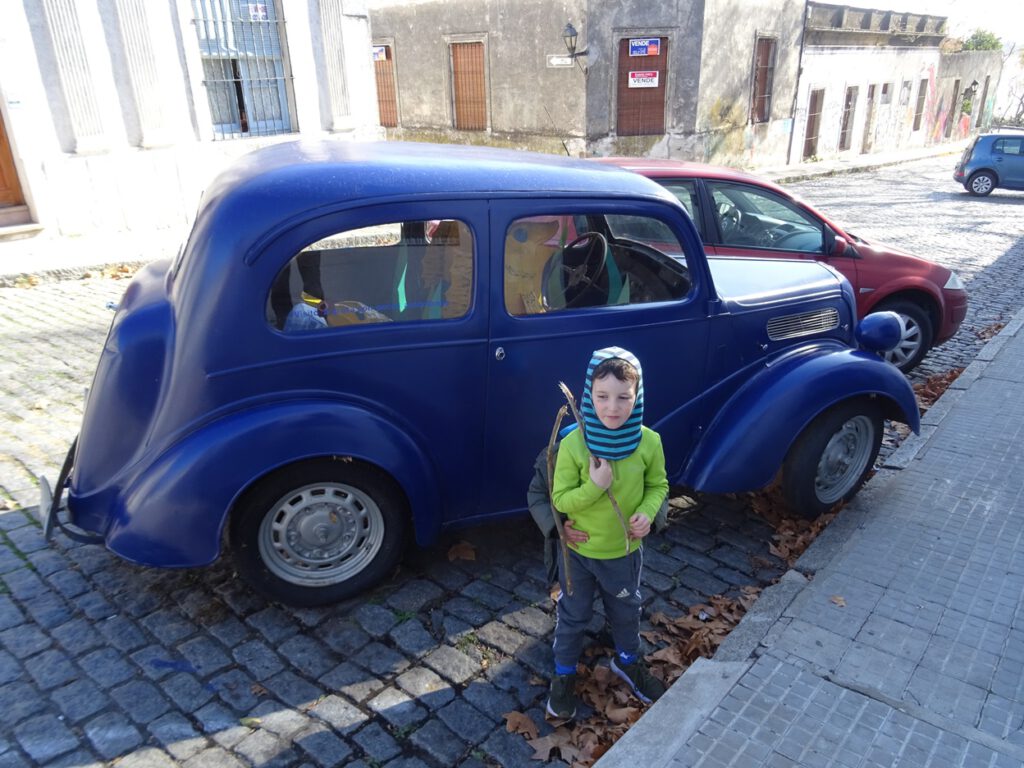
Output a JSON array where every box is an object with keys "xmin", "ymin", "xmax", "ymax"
[{"xmin": 41, "ymin": 141, "xmax": 918, "ymax": 606}]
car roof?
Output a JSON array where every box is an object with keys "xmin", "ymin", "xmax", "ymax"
[
  {"xmin": 203, "ymin": 140, "xmax": 675, "ymax": 217},
  {"xmin": 594, "ymin": 156, "xmax": 778, "ymax": 185}
]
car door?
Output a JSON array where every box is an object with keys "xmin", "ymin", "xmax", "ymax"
[
  {"xmin": 480, "ymin": 198, "xmax": 713, "ymax": 518},
  {"xmin": 993, "ymin": 137, "xmax": 1024, "ymax": 188},
  {"xmin": 703, "ymin": 180, "xmax": 859, "ymax": 288}
]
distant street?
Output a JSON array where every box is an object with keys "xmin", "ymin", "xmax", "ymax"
[{"xmin": 0, "ymin": 154, "xmax": 1021, "ymax": 767}]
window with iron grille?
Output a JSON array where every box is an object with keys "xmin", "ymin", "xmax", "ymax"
[
  {"xmin": 750, "ymin": 37, "xmax": 776, "ymax": 123},
  {"xmin": 191, "ymin": 0, "xmax": 296, "ymax": 140},
  {"xmin": 450, "ymin": 42, "xmax": 486, "ymax": 131}
]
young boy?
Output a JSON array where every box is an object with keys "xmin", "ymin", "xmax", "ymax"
[{"xmin": 547, "ymin": 346, "xmax": 668, "ymax": 719}]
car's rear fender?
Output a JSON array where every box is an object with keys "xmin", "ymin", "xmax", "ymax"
[
  {"xmin": 101, "ymin": 400, "xmax": 439, "ymax": 567},
  {"xmin": 682, "ymin": 347, "xmax": 920, "ymax": 493}
]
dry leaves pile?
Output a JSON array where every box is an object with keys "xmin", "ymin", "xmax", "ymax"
[
  {"xmin": 503, "ymin": 589, "xmax": 758, "ymax": 766},
  {"xmin": 913, "ymin": 367, "xmax": 963, "ymax": 411},
  {"xmin": 746, "ymin": 486, "xmax": 836, "ymax": 568},
  {"xmin": 974, "ymin": 321, "xmax": 1005, "ymax": 341}
]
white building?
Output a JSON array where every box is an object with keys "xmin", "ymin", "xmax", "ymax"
[{"xmin": 0, "ymin": 0, "xmax": 382, "ymax": 243}]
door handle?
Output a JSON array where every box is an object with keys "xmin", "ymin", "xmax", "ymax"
[{"xmin": 495, "ymin": 346, "xmax": 506, "ymax": 361}]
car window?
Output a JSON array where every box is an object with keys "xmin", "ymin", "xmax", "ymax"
[
  {"xmin": 504, "ymin": 213, "xmax": 691, "ymax": 316},
  {"xmin": 658, "ymin": 181, "xmax": 703, "ymax": 239},
  {"xmin": 268, "ymin": 219, "xmax": 473, "ymax": 331},
  {"xmin": 993, "ymin": 138, "xmax": 1023, "ymax": 156},
  {"xmin": 706, "ymin": 182, "xmax": 824, "ymax": 254}
]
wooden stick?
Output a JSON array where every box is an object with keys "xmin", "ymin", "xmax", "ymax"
[
  {"xmin": 546, "ymin": 405, "xmax": 573, "ymax": 596},
  {"xmin": 557, "ymin": 382, "xmax": 631, "ymax": 555}
]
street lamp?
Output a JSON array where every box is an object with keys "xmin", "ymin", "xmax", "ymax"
[
  {"xmin": 562, "ymin": 22, "xmax": 588, "ymax": 72},
  {"xmin": 962, "ymin": 79, "xmax": 979, "ymax": 100}
]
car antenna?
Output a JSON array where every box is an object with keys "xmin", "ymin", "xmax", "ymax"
[{"xmin": 542, "ymin": 104, "xmax": 571, "ymax": 157}]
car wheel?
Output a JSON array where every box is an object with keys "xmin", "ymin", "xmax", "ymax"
[
  {"xmin": 781, "ymin": 400, "xmax": 883, "ymax": 519},
  {"xmin": 967, "ymin": 171, "xmax": 995, "ymax": 196},
  {"xmin": 230, "ymin": 458, "xmax": 408, "ymax": 607},
  {"xmin": 876, "ymin": 300, "xmax": 933, "ymax": 374}
]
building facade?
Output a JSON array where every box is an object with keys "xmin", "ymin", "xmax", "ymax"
[{"xmin": 0, "ymin": 0, "xmax": 382, "ymax": 239}]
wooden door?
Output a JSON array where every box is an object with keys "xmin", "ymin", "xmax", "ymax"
[
  {"xmin": 0, "ymin": 113, "xmax": 24, "ymax": 207},
  {"xmin": 617, "ymin": 37, "xmax": 668, "ymax": 136}
]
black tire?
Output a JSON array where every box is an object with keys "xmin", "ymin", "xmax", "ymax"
[
  {"xmin": 781, "ymin": 400, "xmax": 883, "ymax": 519},
  {"xmin": 967, "ymin": 171, "xmax": 996, "ymax": 197},
  {"xmin": 230, "ymin": 458, "xmax": 409, "ymax": 607},
  {"xmin": 876, "ymin": 299, "xmax": 933, "ymax": 374}
]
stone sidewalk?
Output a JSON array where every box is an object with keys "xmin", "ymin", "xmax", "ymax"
[{"xmin": 600, "ymin": 307, "xmax": 1024, "ymax": 768}]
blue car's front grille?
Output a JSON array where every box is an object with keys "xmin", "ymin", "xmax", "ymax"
[{"xmin": 766, "ymin": 307, "xmax": 840, "ymax": 341}]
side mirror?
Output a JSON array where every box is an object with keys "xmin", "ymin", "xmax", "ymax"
[{"xmin": 830, "ymin": 235, "xmax": 848, "ymax": 257}]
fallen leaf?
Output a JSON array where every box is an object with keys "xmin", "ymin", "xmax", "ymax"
[
  {"xmin": 447, "ymin": 540, "xmax": 476, "ymax": 561},
  {"xmin": 830, "ymin": 595, "xmax": 847, "ymax": 608},
  {"xmin": 504, "ymin": 710, "xmax": 538, "ymax": 740},
  {"xmin": 239, "ymin": 716, "xmax": 261, "ymax": 728},
  {"xmin": 527, "ymin": 727, "xmax": 575, "ymax": 761}
]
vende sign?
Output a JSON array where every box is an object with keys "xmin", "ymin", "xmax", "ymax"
[{"xmin": 628, "ymin": 71, "xmax": 659, "ymax": 88}]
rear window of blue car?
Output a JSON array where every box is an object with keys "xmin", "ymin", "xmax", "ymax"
[
  {"xmin": 993, "ymin": 137, "xmax": 1023, "ymax": 156},
  {"xmin": 267, "ymin": 219, "xmax": 473, "ymax": 331}
]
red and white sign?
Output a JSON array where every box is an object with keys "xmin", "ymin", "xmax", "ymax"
[{"xmin": 628, "ymin": 71, "xmax": 659, "ymax": 88}]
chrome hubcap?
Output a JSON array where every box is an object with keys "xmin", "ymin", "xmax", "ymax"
[
  {"xmin": 972, "ymin": 175, "xmax": 993, "ymax": 194},
  {"xmin": 883, "ymin": 313, "xmax": 922, "ymax": 368},
  {"xmin": 258, "ymin": 482, "xmax": 384, "ymax": 587},
  {"xmin": 815, "ymin": 415, "xmax": 875, "ymax": 504}
]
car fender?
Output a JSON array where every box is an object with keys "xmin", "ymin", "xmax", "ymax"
[
  {"xmin": 106, "ymin": 399, "xmax": 440, "ymax": 568},
  {"xmin": 682, "ymin": 347, "xmax": 920, "ymax": 494},
  {"xmin": 858, "ymin": 275, "xmax": 944, "ymax": 316}
]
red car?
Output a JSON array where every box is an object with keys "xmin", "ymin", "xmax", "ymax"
[{"xmin": 598, "ymin": 158, "xmax": 967, "ymax": 373}]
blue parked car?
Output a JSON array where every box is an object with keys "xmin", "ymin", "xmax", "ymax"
[
  {"xmin": 41, "ymin": 141, "xmax": 919, "ymax": 606},
  {"xmin": 954, "ymin": 132, "xmax": 1024, "ymax": 196}
]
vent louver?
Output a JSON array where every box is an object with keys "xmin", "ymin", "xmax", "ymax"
[{"xmin": 766, "ymin": 308, "xmax": 840, "ymax": 341}]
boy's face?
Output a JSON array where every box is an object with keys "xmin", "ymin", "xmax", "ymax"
[{"xmin": 591, "ymin": 373, "xmax": 637, "ymax": 430}]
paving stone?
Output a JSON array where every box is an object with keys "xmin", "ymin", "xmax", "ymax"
[
  {"xmin": 80, "ymin": 646, "xmax": 136, "ymax": 688},
  {"xmin": 2, "ymin": 567, "xmax": 46, "ymax": 601},
  {"xmin": 368, "ymin": 686, "xmax": 428, "ymax": 728},
  {"xmin": 265, "ymin": 670, "xmax": 323, "ymax": 708},
  {"xmin": 181, "ymin": 746, "xmax": 247, "ymax": 768},
  {"xmin": 0, "ymin": 623, "xmax": 51, "ymax": 659},
  {"xmin": 352, "ymin": 722, "xmax": 401, "ymax": 763},
  {"xmin": 480, "ymin": 723, "xmax": 536, "ymax": 768},
  {"xmin": 463, "ymin": 679, "xmax": 519, "ymax": 722},
  {"xmin": 94, "ymin": 614, "xmax": 147, "ymax": 651},
  {"xmin": 214, "ymin": 581, "xmax": 267, "ymax": 616},
  {"xmin": 477, "ymin": 620, "xmax": 526, "ymax": 655},
  {"xmin": 387, "ymin": 579, "xmax": 444, "ymax": 613},
  {"xmin": 295, "ymin": 723, "xmax": 353, "ymax": 767},
  {"xmin": 177, "ymin": 636, "xmax": 231, "ymax": 677},
  {"xmin": 14, "ymin": 714, "xmax": 78, "ymax": 763},
  {"xmin": 396, "ymin": 666, "xmax": 454, "ymax": 710},
  {"xmin": 37, "ymin": 749, "xmax": 102, "ymax": 768},
  {"xmin": 320, "ymin": 661, "xmax": 385, "ymax": 703},
  {"xmin": 410, "ymin": 718, "xmax": 468, "ymax": 765},
  {"xmin": 210, "ymin": 668, "xmax": 260, "ymax": 711},
  {"xmin": 308, "ymin": 694, "xmax": 368, "ymax": 733},
  {"xmin": 678, "ymin": 567, "xmax": 729, "ymax": 598},
  {"xmin": 148, "ymin": 712, "xmax": 208, "ymax": 761},
  {"xmin": 163, "ymin": 672, "xmax": 216, "ymax": 712},
  {"xmin": 352, "ymin": 641, "xmax": 410, "ymax": 677},
  {"xmin": 128, "ymin": 644, "xmax": 177, "ymax": 680},
  {"xmin": 141, "ymin": 608, "xmax": 198, "ymax": 644},
  {"xmin": 353, "ymin": 603, "xmax": 399, "ymax": 638},
  {"xmin": 193, "ymin": 702, "xmax": 251, "ymax": 749},
  {"xmin": 436, "ymin": 700, "xmax": 495, "ymax": 749},
  {"xmin": 83, "ymin": 711, "xmax": 143, "ymax": 759},
  {"xmin": 0, "ymin": 649, "xmax": 19, "ymax": 686},
  {"xmin": 501, "ymin": 605, "xmax": 553, "ymax": 637},
  {"xmin": 110, "ymin": 747, "xmax": 178, "ymax": 768},
  {"xmin": 442, "ymin": 597, "xmax": 493, "ymax": 626},
  {"xmin": 485, "ymin": 658, "xmax": 546, "ymax": 708},
  {"xmin": 278, "ymin": 635, "xmax": 336, "ymax": 678},
  {"xmin": 111, "ymin": 678, "xmax": 172, "ymax": 723},
  {"xmin": 423, "ymin": 562, "xmax": 471, "ymax": 592},
  {"xmin": 21, "ymin": 591, "xmax": 72, "ymax": 629},
  {"xmin": 73, "ymin": 591, "xmax": 116, "ymax": 620},
  {"xmin": 205, "ymin": 615, "xmax": 250, "ymax": 647},
  {"xmin": 0, "ymin": 596, "xmax": 23, "ymax": 631},
  {"xmin": 234, "ymin": 729, "xmax": 297, "ymax": 768},
  {"xmin": 317, "ymin": 618, "xmax": 370, "ymax": 656},
  {"xmin": 232, "ymin": 638, "xmax": 285, "ymax": 679},
  {"xmin": 462, "ymin": 580, "xmax": 514, "ymax": 611},
  {"xmin": 50, "ymin": 617, "xmax": 103, "ymax": 654},
  {"xmin": 425, "ymin": 644, "xmax": 479, "ymax": 684},
  {"xmin": 388, "ymin": 618, "xmax": 435, "ymax": 658},
  {"xmin": 514, "ymin": 637, "xmax": 553, "ymax": 676},
  {"xmin": 246, "ymin": 700, "xmax": 311, "ymax": 739},
  {"xmin": 246, "ymin": 606, "xmax": 299, "ymax": 644},
  {"xmin": 24, "ymin": 648, "xmax": 77, "ymax": 689}
]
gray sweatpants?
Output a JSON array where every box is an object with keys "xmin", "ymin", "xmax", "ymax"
[{"xmin": 552, "ymin": 547, "xmax": 643, "ymax": 669}]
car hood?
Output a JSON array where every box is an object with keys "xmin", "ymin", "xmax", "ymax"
[{"xmin": 708, "ymin": 256, "xmax": 844, "ymax": 307}]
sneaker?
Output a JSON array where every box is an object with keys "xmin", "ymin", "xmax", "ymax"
[
  {"xmin": 546, "ymin": 673, "xmax": 578, "ymax": 719},
  {"xmin": 610, "ymin": 656, "xmax": 665, "ymax": 704}
]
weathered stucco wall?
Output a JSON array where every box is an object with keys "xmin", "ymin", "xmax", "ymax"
[
  {"xmin": 935, "ymin": 51, "xmax": 1004, "ymax": 138},
  {"xmin": 370, "ymin": 0, "xmax": 588, "ymax": 153},
  {"xmin": 684, "ymin": 0, "xmax": 804, "ymax": 167}
]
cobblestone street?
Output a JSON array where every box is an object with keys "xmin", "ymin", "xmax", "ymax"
[{"xmin": 0, "ymin": 155, "xmax": 1022, "ymax": 767}]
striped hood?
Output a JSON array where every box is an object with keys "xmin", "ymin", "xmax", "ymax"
[{"xmin": 580, "ymin": 346, "xmax": 644, "ymax": 460}]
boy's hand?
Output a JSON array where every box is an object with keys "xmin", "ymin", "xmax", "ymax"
[
  {"xmin": 628, "ymin": 513, "xmax": 651, "ymax": 540},
  {"xmin": 589, "ymin": 456, "xmax": 612, "ymax": 489},
  {"xmin": 564, "ymin": 520, "xmax": 589, "ymax": 544}
]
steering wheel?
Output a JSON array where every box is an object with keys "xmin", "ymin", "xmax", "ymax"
[
  {"xmin": 717, "ymin": 202, "xmax": 742, "ymax": 238},
  {"xmin": 543, "ymin": 232, "xmax": 609, "ymax": 309}
]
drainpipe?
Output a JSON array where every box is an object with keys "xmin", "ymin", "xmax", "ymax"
[{"xmin": 786, "ymin": 0, "xmax": 810, "ymax": 165}]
